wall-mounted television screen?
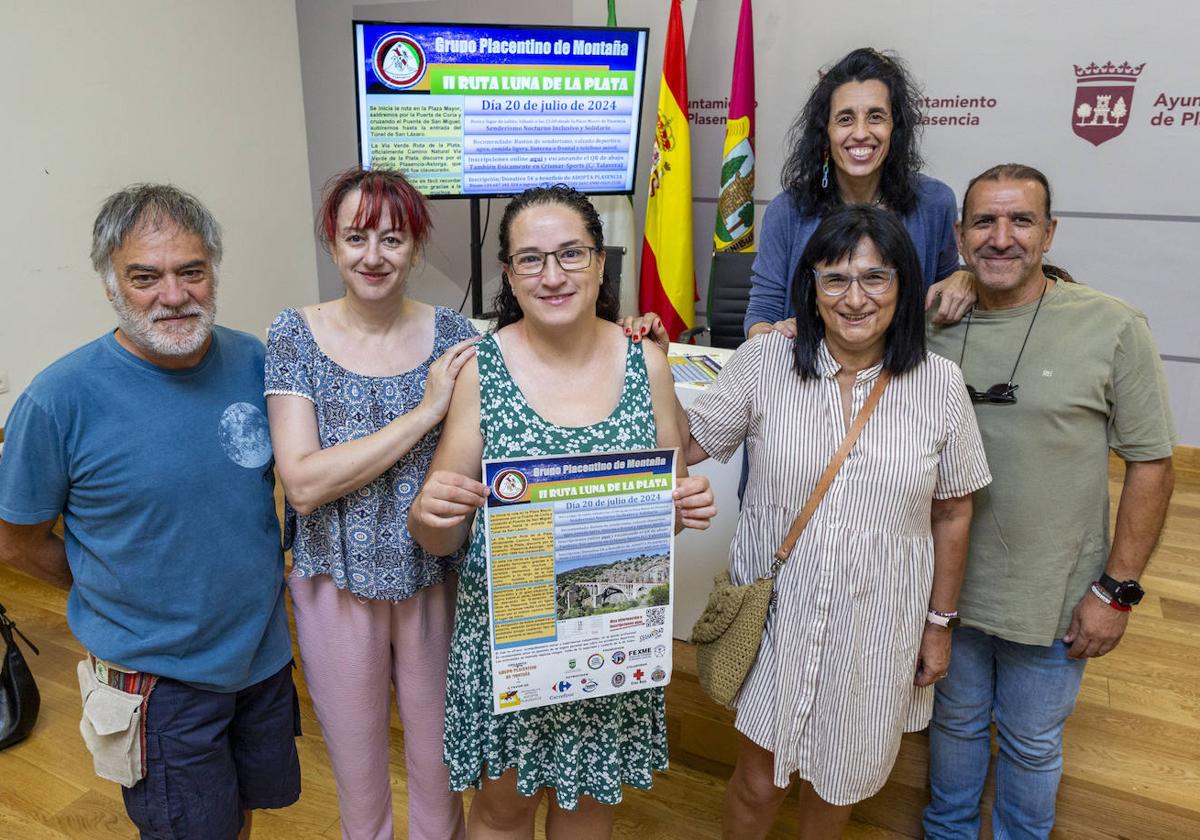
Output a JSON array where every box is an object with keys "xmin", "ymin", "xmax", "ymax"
[{"xmin": 353, "ymin": 21, "xmax": 650, "ymax": 199}]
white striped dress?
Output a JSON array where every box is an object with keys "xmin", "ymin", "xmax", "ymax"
[{"xmin": 687, "ymin": 333, "xmax": 991, "ymax": 804}]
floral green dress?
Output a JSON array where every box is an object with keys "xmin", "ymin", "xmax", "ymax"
[{"xmin": 442, "ymin": 333, "xmax": 668, "ymax": 809}]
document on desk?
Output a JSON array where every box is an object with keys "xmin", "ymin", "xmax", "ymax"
[
  {"xmin": 668, "ymin": 354, "xmax": 723, "ymax": 384},
  {"xmin": 482, "ymin": 448, "xmax": 676, "ymax": 714}
]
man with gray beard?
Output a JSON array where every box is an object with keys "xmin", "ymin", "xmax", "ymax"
[{"xmin": 0, "ymin": 185, "xmax": 300, "ymax": 839}]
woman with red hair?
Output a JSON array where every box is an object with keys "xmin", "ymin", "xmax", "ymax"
[{"xmin": 265, "ymin": 167, "xmax": 478, "ymax": 840}]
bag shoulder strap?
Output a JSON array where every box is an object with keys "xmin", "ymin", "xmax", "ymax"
[
  {"xmin": 772, "ymin": 369, "xmax": 892, "ymax": 567},
  {"xmin": 0, "ymin": 603, "xmax": 39, "ymax": 656}
]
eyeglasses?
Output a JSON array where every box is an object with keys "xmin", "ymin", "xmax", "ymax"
[
  {"xmin": 958, "ymin": 276, "xmax": 1050, "ymax": 408},
  {"xmin": 813, "ymin": 267, "xmax": 897, "ymax": 297},
  {"xmin": 506, "ymin": 246, "xmax": 598, "ymax": 276},
  {"xmin": 966, "ymin": 382, "xmax": 1018, "ymax": 404}
]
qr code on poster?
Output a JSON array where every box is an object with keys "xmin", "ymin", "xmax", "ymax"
[{"xmin": 645, "ymin": 607, "xmax": 666, "ymax": 628}]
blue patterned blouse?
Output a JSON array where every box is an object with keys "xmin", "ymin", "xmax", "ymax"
[{"xmin": 264, "ymin": 306, "xmax": 477, "ymax": 600}]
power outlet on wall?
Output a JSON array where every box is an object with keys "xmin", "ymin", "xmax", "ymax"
[{"xmin": 0, "ymin": 370, "xmax": 9, "ymax": 395}]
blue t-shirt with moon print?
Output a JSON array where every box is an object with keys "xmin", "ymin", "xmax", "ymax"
[{"xmin": 0, "ymin": 327, "xmax": 291, "ymax": 692}]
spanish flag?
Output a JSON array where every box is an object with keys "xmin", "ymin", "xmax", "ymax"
[
  {"xmin": 639, "ymin": 0, "xmax": 694, "ymax": 341},
  {"xmin": 713, "ymin": 0, "xmax": 755, "ymax": 254}
]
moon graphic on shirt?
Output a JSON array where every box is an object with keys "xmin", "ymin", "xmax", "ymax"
[{"xmin": 218, "ymin": 402, "xmax": 273, "ymax": 469}]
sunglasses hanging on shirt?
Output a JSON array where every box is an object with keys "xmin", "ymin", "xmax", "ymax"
[{"xmin": 958, "ymin": 278, "xmax": 1048, "ymax": 405}]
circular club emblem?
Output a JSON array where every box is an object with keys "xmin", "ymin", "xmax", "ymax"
[
  {"xmin": 610, "ymin": 650, "xmax": 626, "ymax": 665},
  {"xmin": 611, "ymin": 672, "xmax": 626, "ymax": 688},
  {"xmin": 651, "ymin": 667, "xmax": 667, "ymax": 683},
  {"xmin": 371, "ymin": 32, "xmax": 427, "ymax": 90},
  {"xmin": 587, "ymin": 653, "xmax": 605, "ymax": 670},
  {"xmin": 491, "ymin": 468, "xmax": 528, "ymax": 503}
]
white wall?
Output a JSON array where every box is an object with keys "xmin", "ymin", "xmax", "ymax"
[{"xmin": 0, "ymin": 0, "xmax": 318, "ymax": 423}]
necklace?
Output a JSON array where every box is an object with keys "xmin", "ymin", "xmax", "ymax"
[
  {"xmin": 958, "ymin": 277, "xmax": 1048, "ymax": 404},
  {"xmin": 836, "ymin": 178, "xmax": 883, "ymax": 207}
]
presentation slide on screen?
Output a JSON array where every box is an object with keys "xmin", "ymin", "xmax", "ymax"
[
  {"xmin": 354, "ymin": 22, "xmax": 649, "ymax": 197},
  {"xmin": 482, "ymin": 449, "xmax": 676, "ymax": 714}
]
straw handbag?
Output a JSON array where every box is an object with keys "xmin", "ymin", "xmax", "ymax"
[{"xmin": 691, "ymin": 371, "xmax": 892, "ymax": 708}]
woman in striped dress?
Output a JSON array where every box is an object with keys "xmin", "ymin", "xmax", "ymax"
[{"xmin": 684, "ymin": 206, "xmax": 992, "ymax": 838}]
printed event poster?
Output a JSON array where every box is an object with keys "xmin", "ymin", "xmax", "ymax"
[{"xmin": 483, "ymin": 448, "xmax": 677, "ymax": 714}]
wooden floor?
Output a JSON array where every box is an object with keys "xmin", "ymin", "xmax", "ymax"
[{"xmin": 0, "ymin": 457, "xmax": 1196, "ymax": 839}]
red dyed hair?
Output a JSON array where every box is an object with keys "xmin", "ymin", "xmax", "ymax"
[{"xmin": 317, "ymin": 167, "xmax": 432, "ymax": 249}]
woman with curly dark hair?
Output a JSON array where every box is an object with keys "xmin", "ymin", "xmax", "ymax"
[{"xmin": 744, "ymin": 47, "xmax": 974, "ymax": 339}]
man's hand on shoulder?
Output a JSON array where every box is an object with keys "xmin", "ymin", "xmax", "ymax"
[
  {"xmin": 925, "ymin": 270, "xmax": 977, "ymax": 326},
  {"xmin": 1062, "ymin": 591, "xmax": 1130, "ymax": 659}
]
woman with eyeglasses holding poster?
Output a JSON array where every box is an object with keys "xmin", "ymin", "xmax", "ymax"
[
  {"xmin": 409, "ymin": 185, "xmax": 715, "ymax": 839},
  {"xmin": 682, "ymin": 205, "xmax": 991, "ymax": 839}
]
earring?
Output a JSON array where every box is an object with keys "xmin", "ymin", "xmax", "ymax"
[{"xmin": 821, "ymin": 147, "xmax": 830, "ymax": 190}]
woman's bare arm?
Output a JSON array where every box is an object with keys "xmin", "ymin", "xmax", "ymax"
[
  {"xmin": 644, "ymin": 343, "xmax": 716, "ymax": 532},
  {"xmin": 408, "ymin": 359, "xmax": 488, "ymax": 557},
  {"xmin": 269, "ymin": 337, "xmax": 478, "ymax": 515}
]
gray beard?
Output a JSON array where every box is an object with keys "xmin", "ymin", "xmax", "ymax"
[{"xmin": 111, "ymin": 291, "xmax": 217, "ymax": 360}]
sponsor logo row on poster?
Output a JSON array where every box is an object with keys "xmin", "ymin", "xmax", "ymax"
[{"xmin": 498, "ymin": 641, "xmax": 671, "ymax": 709}]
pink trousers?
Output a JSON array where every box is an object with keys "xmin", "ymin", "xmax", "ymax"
[{"xmin": 289, "ymin": 573, "xmax": 465, "ymax": 840}]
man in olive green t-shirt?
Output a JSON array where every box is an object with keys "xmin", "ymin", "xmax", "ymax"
[{"xmin": 922, "ymin": 164, "xmax": 1176, "ymax": 840}]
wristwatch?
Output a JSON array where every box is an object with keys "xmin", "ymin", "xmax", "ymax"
[
  {"xmin": 1097, "ymin": 573, "xmax": 1145, "ymax": 609},
  {"xmin": 926, "ymin": 608, "xmax": 961, "ymax": 629}
]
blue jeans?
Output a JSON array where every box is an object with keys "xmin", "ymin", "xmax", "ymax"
[{"xmin": 923, "ymin": 626, "xmax": 1086, "ymax": 840}]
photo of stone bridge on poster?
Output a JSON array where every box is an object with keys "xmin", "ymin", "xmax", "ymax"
[{"xmin": 555, "ymin": 553, "xmax": 670, "ymax": 619}]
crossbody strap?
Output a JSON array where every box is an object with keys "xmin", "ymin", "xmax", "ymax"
[
  {"xmin": 770, "ymin": 369, "xmax": 893, "ymax": 570},
  {"xmin": 0, "ymin": 601, "xmax": 40, "ymax": 656}
]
